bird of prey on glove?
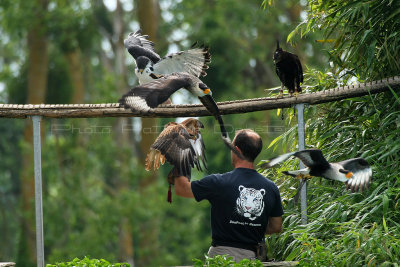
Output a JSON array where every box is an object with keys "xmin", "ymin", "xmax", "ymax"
[{"xmin": 145, "ymin": 118, "xmax": 206, "ymax": 202}]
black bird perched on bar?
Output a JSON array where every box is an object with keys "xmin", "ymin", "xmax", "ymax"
[
  {"xmin": 124, "ymin": 29, "xmax": 211, "ymax": 85},
  {"xmin": 273, "ymin": 40, "xmax": 303, "ymax": 97},
  {"xmin": 118, "ymin": 72, "xmax": 242, "ymax": 158},
  {"xmin": 260, "ymin": 149, "xmax": 372, "ymax": 192}
]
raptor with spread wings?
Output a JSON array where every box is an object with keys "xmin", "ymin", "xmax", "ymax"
[
  {"xmin": 124, "ymin": 29, "xmax": 211, "ymax": 84},
  {"xmin": 145, "ymin": 118, "xmax": 206, "ymax": 202}
]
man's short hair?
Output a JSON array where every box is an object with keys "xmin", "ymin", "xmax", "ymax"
[{"xmin": 233, "ymin": 129, "xmax": 262, "ymax": 162}]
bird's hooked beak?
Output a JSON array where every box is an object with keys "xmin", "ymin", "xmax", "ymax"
[{"xmin": 138, "ymin": 69, "xmax": 144, "ymax": 74}]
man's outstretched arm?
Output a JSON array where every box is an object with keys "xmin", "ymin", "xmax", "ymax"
[{"xmin": 174, "ymin": 176, "xmax": 194, "ymax": 198}]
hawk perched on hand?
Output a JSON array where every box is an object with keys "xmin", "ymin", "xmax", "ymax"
[
  {"xmin": 124, "ymin": 29, "xmax": 211, "ymax": 84},
  {"xmin": 145, "ymin": 118, "xmax": 207, "ymax": 176},
  {"xmin": 261, "ymin": 149, "xmax": 372, "ymax": 192},
  {"xmin": 273, "ymin": 40, "xmax": 303, "ymax": 97},
  {"xmin": 145, "ymin": 118, "xmax": 207, "ymax": 202}
]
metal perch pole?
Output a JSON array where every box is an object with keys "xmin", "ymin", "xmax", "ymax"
[
  {"xmin": 296, "ymin": 104, "xmax": 307, "ymax": 225},
  {"xmin": 32, "ymin": 116, "xmax": 45, "ymax": 267}
]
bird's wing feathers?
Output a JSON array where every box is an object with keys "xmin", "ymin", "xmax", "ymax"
[
  {"xmin": 294, "ymin": 149, "xmax": 330, "ymax": 168},
  {"xmin": 119, "ymin": 75, "xmax": 190, "ymax": 112},
  {"xmin": 339, "ymin": 158, "xmax": 372, "ymax": 192},
  {"xmin": 189, "ymin": 133, "xmax": 207, "ymax": 171},
  {"xmin": 154, "ymin": 46, "xmax": 211, "ymax": 77},
  {"xmin": 293, "ymin": 54, "xmax": 303, "ymax": 83},
  {"xmin": 260, "ymin": 152, "xmax": 297, "ymax": 168},
  {"xmin": 124, "ymin": 30, "xmax": 160, "ymax": 62},
  {"xmin": 150, "ymin": 125, "xmax": 196, "ymax": 178}
]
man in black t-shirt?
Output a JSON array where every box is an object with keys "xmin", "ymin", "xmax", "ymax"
[{"xmin": 173, "ymin": 129, "xmax": 284, "ymax": 262}]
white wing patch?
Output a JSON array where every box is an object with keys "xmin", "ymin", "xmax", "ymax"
[{"xmin": 154, "ymin": 48, "xmax": 209, "ymax": 77}]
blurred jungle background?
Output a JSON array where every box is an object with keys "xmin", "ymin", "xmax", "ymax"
[{"xmin": 0, "ymin": 0, "xmax": 399, "ymax": 266}]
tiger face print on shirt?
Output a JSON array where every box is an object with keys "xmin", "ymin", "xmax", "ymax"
[{"xmin": 236, "ymin": 185, "xmax": 265, "ymax": 221}]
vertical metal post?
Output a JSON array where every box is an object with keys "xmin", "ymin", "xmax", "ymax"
[
  {"xmin": 296, "ymin": 104, "xmax": 307, "ymax": 224},
  {"xmin": 32, "ymin": 116, "xmax": 44, "ymax": 267}
]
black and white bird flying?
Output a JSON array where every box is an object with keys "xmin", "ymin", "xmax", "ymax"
[
  {"xmin": 273, "ymin": 40, "xmax": 303, "ymax": 97},
  {"xmin": 119, "ymin": 72, "xmax": 241, "ymax": 157},
  {"xmin": 124, "ymin": 29, "xmax": 211, "ymax": 84},
  {"xmin": 261, "ymin": 149, "xmax": 372, "ymax": 192}
]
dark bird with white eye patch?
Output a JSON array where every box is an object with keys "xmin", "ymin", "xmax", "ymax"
[
  {"xmin": 124, "ymin": 29, "xmax": 211, "ymax": 84},
  {"xmin": 273, "ymin": 40, "xmax": 303, "ymax": 97},
  {"xmin": 118, "ymin": 72, "xmax": 242, "ymax": 158},
  {"xmin": 260, "ymin": 149, "xmax": 372, "ymax": 192}
]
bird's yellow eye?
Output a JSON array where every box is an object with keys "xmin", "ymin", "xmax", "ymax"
[
  {"xmin": 203, "ymin": 88, "xmax": 211, "ymax": 94},
  {"xmin": 346, "ymin": 172, "xmax": 353, "ymax": 178}
]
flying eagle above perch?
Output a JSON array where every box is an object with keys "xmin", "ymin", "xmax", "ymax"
[
  {"xmin": 124, "ymin": 29, "xmax": 211, "ymax": 84},
  {"xmin": 145, "ymin": 118, "xmax": 207, "ymax": 203},
  {"xmin": 261, "ymin": 149, "xmax": 372, "ymax": 192},
  {"xmin": 118, "ymin": 72, "xmax": 242, "ymax": 158},
  {"xmin": 273, "ymin": 40, "xmax": 303, "ymax": 97}
]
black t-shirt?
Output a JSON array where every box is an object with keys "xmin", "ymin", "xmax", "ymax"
[{"xmin": 191, "ymin": 168, "xmax": 284, "ymax": 247}]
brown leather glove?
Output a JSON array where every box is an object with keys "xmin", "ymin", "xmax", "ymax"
[{"xmin": 166, "ymin": 167, "xmax": 191, "ymax": 185}]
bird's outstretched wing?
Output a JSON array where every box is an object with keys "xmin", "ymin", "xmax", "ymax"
[
  {"xmin": 260, "ymin": 149, "xmax": 330, "ymax": 169},
  {"xmin": 119, "ymin": 74, "xmax": 190, "ymax": 112},
  {"xmin": 339, "ymin": 158, "xmax": 372, "ymax": 192},
  {"xmin": 124, "ymin": 29, "xmax": 161, "ymax": 63},
  {"xmin": 145, "ymin": 124, "xmax": 196, "ymax": 178},
  {"xmin": 154, "ymin": 44, "xmax": 211, "ymax": 77},
  {"xmin": 259, "ymin": 152, "xmax": 297, "ymax": 168},
  {"xmin": 293, "ymin": 149, "xmax": 330, "ymax": 169}
]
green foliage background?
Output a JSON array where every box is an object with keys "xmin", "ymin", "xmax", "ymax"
[{"xmin": 0, "ymin": 0, "xmax": 399, "ymax": 266}]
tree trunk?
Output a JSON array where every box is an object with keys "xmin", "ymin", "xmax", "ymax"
[
  {"xmin": 18, "ymin": 0, "xmax": 49, "ymax": 265},
  {"xmin": 112, "ymin": 1, "xmax": 135, "ymax": 266},
  {"xmin": 65, "ymin": 48, "xmax": 85, "ymax": 104},
  {"xmin": 136, "ymin": 1, "xmax": 161, "ymax": 266}
]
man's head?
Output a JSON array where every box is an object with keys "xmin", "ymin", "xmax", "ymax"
[{"xmin": 232, "ymin": 129, "xmax": 263, "ymax": 164}]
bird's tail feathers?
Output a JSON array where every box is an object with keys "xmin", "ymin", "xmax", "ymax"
[{"xmin": 145, "ymin": 149, "xmax": 165, "ymax": 171}]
